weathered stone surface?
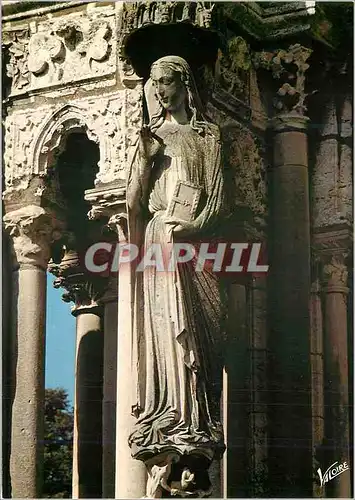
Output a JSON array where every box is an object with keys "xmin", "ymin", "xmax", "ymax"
[
  {"xmin": 321, "ymin": 252, "xmax": 351, "ymax": 498},
  {"xmin": 254, "ymin": 44, "xmax": 313, "ymax": 115},
  {"xmin": 3, "ymin": 205, "xmax": 63, "ymax": 270},
  {"xmin": 268, "ymin": 113, "xmax": 313, "ymax": 497},
  {"xmin": 1, "ymin": 2, "xmax": 352, "ymax": 499},
  {"xmin": 3, "ymin": 3, "xmax": 117, "ymax": 95},
  {"xmin": 101, "ymin": 278, "xmax": 118, "ymax": 499},
  {"xmin": 126, "ymin": 55, "xmax": 226, "ymax": 497},
  {"xmin": 3, "ymin": 86, "xmax": 143, "ymax": 191},
  {"xmin": 4, "ymin": 204, "xmax": 63, "ymax": 498},
  {"xmin": 312, "ymin": 97, "xmax": 353, "ymax": 228}
]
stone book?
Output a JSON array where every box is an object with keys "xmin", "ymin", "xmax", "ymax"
[{"xmin": 166, "ymin": 180, "xmax": 202, "ymax": 222}]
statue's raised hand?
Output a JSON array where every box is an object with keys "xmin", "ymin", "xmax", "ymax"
[{"xmin": 139, "ymin": 125, "xmax": 162, "ymax": 163}]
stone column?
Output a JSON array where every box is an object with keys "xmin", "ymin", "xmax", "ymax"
[
  {"xmin": 71, "ymin": 297, "xmax": 104, "ymax": 499},
  {"xmin": 2, "ymin": 231, "xmax": 12, "ymax": 498},
  {"xmin": 269, "ymin": 113, "xmax": 312, "ymax": 496},
  {"xmin": 321, "ymin": 254, "xmax": 351, "ymax": 498},
  {"xmin": 248, "ymin": 275, "xmax": 268, "ymax": 497},
  {"xmin": 109, "ymin": 215, "xmax": 147, "ymax": 499},
  {"xmin": 3, "ymin": 205, "xmax": 62, "ymax": 498},
  {"xmin": 223, "ymin": 282, "xmax": 249, "ymax": 498},
  {"xmin": 310, "ymin": 273, "xmax": 325, "ymax": 498},
  {"xmin": 50, "ymin": 247, "xmax": 106, "ymax": 499},
  {"xmin": 101, "ymin": 278, "xmax": 118, "ymax": 498}
]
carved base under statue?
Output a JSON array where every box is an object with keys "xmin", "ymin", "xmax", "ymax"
[{"xmin": 143, "ymin": 452, "xmax": 215, "ymax": 498}]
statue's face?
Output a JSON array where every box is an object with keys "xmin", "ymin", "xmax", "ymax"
[{"xmin": 151, "ymin": 64, "xmax": 187, "ymax": 112}]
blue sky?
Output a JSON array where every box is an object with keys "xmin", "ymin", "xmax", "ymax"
[{"xmin": 45, "ymin": 274, "xmax": 75, "ymax": 406}]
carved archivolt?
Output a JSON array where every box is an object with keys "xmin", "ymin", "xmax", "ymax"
[{"xmin": 4, "ymin": 87, "xmax": 143, "ymax": 190}]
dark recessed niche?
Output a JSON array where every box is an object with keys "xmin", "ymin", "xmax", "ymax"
[
  {"xmin": 56, "ymin": 132, "xmax": 99, "ymax": 241},
  {"xmin": 123, "ymin": 23, "xmax": 221, "ymax": 79}
]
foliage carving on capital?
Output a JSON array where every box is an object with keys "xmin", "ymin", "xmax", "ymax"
[
  {"xmin": 253, "ymin": 43, "xmax": 313, "ymax": 115},
  {"xmin": 322, "ymin": 254, "xmax": 348, "ymax": 289},
  {"xmin": 51, "ymin": 272, "xmax": 107, "ymax": 313},
  {"xmin": 3, "ymin": 205, "xmax": 64, "ymax": 269},
  {"xmin": 49, "ymin": 247, "xmax": 107, "ymax": 312}
]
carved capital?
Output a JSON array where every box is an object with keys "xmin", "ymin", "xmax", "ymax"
[
  {"xmin": 321, "ymin": 254, "xmax": 349, "ymax": 292},
  {"xmin": 254, "ymin": 43, "xmax": 313, "ymax": 115},
  {"xmin": 3, "ymin": 205, "xmax": 64, "ymax": 270},
  {"xmin": 49, "ymin": 259, "xmax": 107, "ymax": 314},
  {"xmin": 313, "ymin": 224, "xmax": 352, "ymax": 294}
]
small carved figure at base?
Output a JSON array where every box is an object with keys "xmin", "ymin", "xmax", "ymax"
[{"xmin": 143, "ymin": 453, "xmax": 213, "ymax": 498}]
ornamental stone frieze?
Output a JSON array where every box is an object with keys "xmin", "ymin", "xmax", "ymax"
[
  {"xmin": 3, "ymin": 3, "xmax": 117, "ymax": 95},
  {"xmin": 3, "ymin": 86, "xmax": 143, "ymax": 191}
]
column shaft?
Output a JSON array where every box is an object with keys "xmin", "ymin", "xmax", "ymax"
[
  {"xmin": 223, "ymin": 283, "xmax": 249, "ymax": 498},
  {"xmin": 72, "ymin": 310, "xmax": 103, "ymax": 498},
  {"xmin": 310, "ymin": 279, "xmax": 324, "ymax": 497},
  {"xmin": 248, "ymin": 276, "xmax": 268, "ymax": 497},
  {"xmin": 323, "ymin": 267, "xmax": 350, "ymax": 498},
  {"xmin": 102, "ymin": 298, "xmax": 118, "ymax": 498},
  {"xmin": 2, "ymin": 232, "xmax": 13, "ymax": 498},
  {"xmin": 115, "ymin": 259, "xmax": 146, "ymax": 498},
  {"xmin": 10, "ymin": 266, "xmax": 47, "ymax": 498},
  {"xmin": 269, "ymin": 115, "xmax": 312, "ymax": 496}
]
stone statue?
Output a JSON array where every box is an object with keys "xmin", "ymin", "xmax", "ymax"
[{"xmin": 126, "ymin": 55, "xmax": 225, "ymax": 496}]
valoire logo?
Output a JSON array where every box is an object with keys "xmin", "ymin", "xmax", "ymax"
[{"xmin": 317, "ymin": 461, "xmax": 350, "ymax": 487}]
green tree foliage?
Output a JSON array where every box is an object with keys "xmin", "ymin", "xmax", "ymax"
[{"xmin": 43, "ymin": 388, "xmax": 73, "ymax": 498}]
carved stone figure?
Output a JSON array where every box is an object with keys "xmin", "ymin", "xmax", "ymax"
[{"xmin": 126, "ymin": 55, "xmax": 226, "ymax": 495}]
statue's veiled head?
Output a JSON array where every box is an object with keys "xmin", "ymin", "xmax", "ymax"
[
  {"xmin": 146, "ymin": 55, "xmax": 208, "ymax": 134},
  {"xmin": 150, "ymin": 60, "xmax": 187, "ymax": 113}
]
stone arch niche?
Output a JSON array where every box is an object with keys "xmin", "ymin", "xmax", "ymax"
[{"xmin": 33, "ymin": 104, "xmax": 108, "ymax": 185}]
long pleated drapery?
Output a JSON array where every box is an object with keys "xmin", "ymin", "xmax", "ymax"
[{"xmin": 127, "ymin": 120, "xmax": 226, "ymax": 462}]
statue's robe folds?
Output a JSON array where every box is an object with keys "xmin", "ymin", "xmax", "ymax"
[{"xmin": 127, "ymin": 121, "xmax": 226, "ymax": 462}]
